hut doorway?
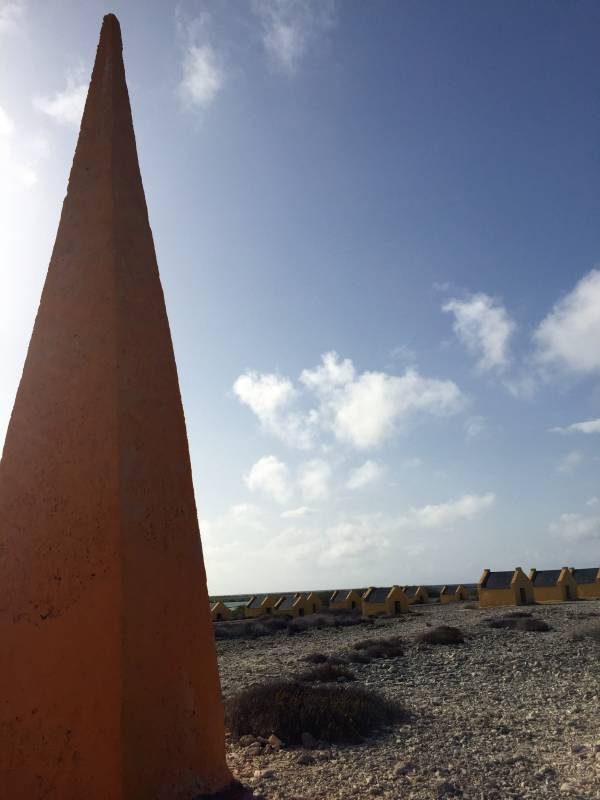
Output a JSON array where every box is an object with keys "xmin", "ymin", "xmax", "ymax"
[
  {"xmin": 351, "ymin": 600, "xmax": 356, "ymax": 610},
  {"xmin": 519, "ymin": 587, "xmax": 526, "ymax": 604},
  {"xmin": 298, "ymin": 608, "xmax": 305, "ymax": 617},
  {"xmin": 565, "ymin": 585, "xmax": 572, "ymax": 601},
  {"xmin": 394, "ymin": 601, "xmax": 402, "ymax": 613}
]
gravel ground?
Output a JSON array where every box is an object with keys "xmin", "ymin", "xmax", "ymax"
[{"xmin": 216, "ymin": 600, "xmax": 600, "ymax": 800}]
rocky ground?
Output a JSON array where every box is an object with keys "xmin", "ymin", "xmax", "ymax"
[{"xmin": 216, "ymin": 600, "xmax": 600, "ymax": 800}]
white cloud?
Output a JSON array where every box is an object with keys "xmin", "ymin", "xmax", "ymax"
[
  {"xmin": 409, "ymin": 492, "xmax": 496, "ymax": 529},
  {"xmin": 33, "ymin": 70, "xmax": 87, "ymax": 128},
  {"xmin": 298, "ymin": 458, "xmax": 331, "ymax": 501},
  {"xmin": 503, "ymin": 372, "xmax": 538, "ymax": 400},
  {"xmin": 233, "ymin": 370, "xmax": 313, "ymax": 448},
  {"xmin": 443, "ymin": 293, "xmax": 516, "ymax": 372},
  {"xmin": 235, "ymin": 351, "xmax": 464, "ymax": 451},
  {"xmin": 281, "ymin": 505, "xmax": 314, "ymax": 519},
  {"xmin": 244, "ymin": 455, "xmax": 291, "ymax": 503},
  {"xmin": 0, "ymin": 1, "xmax": 25, "ymax": 34},
  {"xmin": 549, "ymin": 512, "xmax": 600, "ymax": 542},
  {"xmin": 176, "ymin": 10, "xmax": 224, "ymax": 110},
  {"xmin": 252, "ymin": 0, "xmax": 337, "ymax": 74},
  {"xmin": 302, "ymin": 352, "xmax": 465, "ymax": 450},
  {"xmin": 0, "ymin": 105, "xmax": 48, "ymax": 190},
  {"xmin": 269, "ymin": 491, "xmax": 494, "ymax": 569},
  {"xmin": 557, "ymin": 450, "xmax": 584, "ymax": 474},
  {"xmin": 586, "ymin": 497, "xmax": 599, "ymax": 507},
  {"xmin": 465, "ymin": 415, "xmax": 488, "ymax": 440},
  {"xmin": 330, "ymin": 366, "xmax": 464, "ymax": 449},
  {"xmin": 534, "ymin": 270, "xmax": 600, "ymax": 374},
  {"xmin": 551, "ymin": 418, "xmax": 600, "ymax": 435},
  {"xmin": 180, "ymin": 43, "xmax": 224, "ymax": 108},
  {"xmin": 300, "ymin": 350, "xmax": 355, "ymax": 394},
  {"xmin": 317, "ymin": 516, "xmax": 390, "ymax": 565},
  {"xmin": 346, "ymin": 460, "xmax": 385, "ymax": 490}
]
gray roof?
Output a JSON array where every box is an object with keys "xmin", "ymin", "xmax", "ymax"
[
  {"xmin": 365, "ymin": 587, "xmax": 390, "ymax": 604},
  {"xmin": 247, "ymin": 594, "xmax": 268, "ymax": 609},
  {"xmin": 531, "ymin": 570, "xmax": 561, "ymax": 587},
  {"xmin": 278, "ymin": 594, "xmax": 298, "ymax": 611},
  {"xmin": 443, "ymin": 584, "xmax": 460, "ymax": 594},
  {"xmin": 331, "ymin": 589, "xmax": 351, "ymax": 602},
  {"xmin": 571, "ymin": 567, "xmax": 600, "ymax": 585},
  {"xmin": 482, "ymin": 571, "xmax": 514, "ymax": 589}
]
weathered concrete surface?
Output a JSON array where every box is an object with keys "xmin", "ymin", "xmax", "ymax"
[{"xmin": 0, "ymin": 14, "xmax": 232, "ymax": 799}]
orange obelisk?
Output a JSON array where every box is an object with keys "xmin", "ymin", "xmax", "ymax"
[{"xmin": 0, "ymin": 14, "xmax": 233, "ymax": 799}]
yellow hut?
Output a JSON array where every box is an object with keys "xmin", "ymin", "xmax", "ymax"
[
  {"xmin": 275, "ymin": 592, "xmax": 323, "ymax": 617},
  {"xmin": 329, "ymin": 589, "xmax": 363, "ymax": 612},
  {"xmin": 440, "ymin": 584, "xmax": 469, "ymax": 603},
  {"xmin": 244, "ymin": 593, "xmax": 280, "ymax": 619},
  {"xmin": 478, "ymin": 568, "xmax": 534, "ymax": 608},
  {"xmin": 403, "ymin": 585, "xmax": 429, "ymax": 604},
  {"xmin": 570, "ymin": 567, "xmax": 600, "ymax": 599},
  {"xmin": 210, "ymin": 601, "xmax": 231, "ymax": 622},
  {"xmin": 528, "ymin": 568, "xmax": 578, "ymax": 603},
  {"xmin": 361, "ymin": 586, "xmax": 409, "ymax": 616}
]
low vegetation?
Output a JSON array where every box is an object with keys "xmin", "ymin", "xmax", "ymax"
[
  {"xmin": 416, "ymin": 625, "xmax": 464, "ymax": 645},
  {"xmin": 226, "ymin": 680, "xmax": 403, "ymax": 744},
  {"xmin": 569, "ymin": 621, "xmax": 600, "ymax": 642},
  {"xmin": 351, "ymin": 635, "xmax": 404, "ymax": 659},
  {"xmin": 214, "ymin": 611, "xmax": 370, "ymax": 641},
  {"xmin": 295, "ymin": 663, "xmax": 356, "ymax": 683},
  {"xmin": 487, "ymin": 615, "xmax": 551, "ymax": 632}
]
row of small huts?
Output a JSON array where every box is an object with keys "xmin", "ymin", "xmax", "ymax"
[{"xmin": 210, "ymin": 566, "xmax": 600, "ymax": 620}]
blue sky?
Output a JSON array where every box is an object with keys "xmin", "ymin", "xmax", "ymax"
[{"xmin": 1, "ymin": 0, "xmax": 599, "ymax": 594}]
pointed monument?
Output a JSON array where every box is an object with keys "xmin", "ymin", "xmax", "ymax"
[{"xmin": 0, "ymin": 15, "xmax": 235, "ymax": 799}]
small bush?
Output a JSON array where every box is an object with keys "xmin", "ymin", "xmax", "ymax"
[
  {"xmin": 296, "ymin": 664, "xmax": 356, "ymax": 683},
  {"xmin": 416, "ymin": 625, "xmax": 464, "ymax": 645},
  {"xmin": 343, "ymin": 650, "xmax": 372, "ymax": 664},
  {"xmin": 462, "ymin": 602, "xmax": 480, "ymax": 610},
  {"xmin": 303, "ymin": 652, "xmax": 329, "ymax": 664},
  {"xmin": 262, "ymin": 617, "xmax": 289, "ymax": 633},
  {"xmin": 351, "ymin": 636, "xmax": 404, "ymax": 659},
  {"xmin": 488, "ymin": 616, "xmax": 551, "ymax": 632},
  {"xmin": 417, "ymin": 625, "xmax": 464, "ymax": 644},
  {"xmin": 226, "ymin": 680, "xmax": 404, "ymax": 744},
  {"xmin": 569, "ymin": 622, "xmax": 600, "ymax": 642},
  {"xmin": 503, "ymin": 611, "xmax": 533, "ymax": 619}
]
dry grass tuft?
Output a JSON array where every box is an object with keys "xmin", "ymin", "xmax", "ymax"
[
  {"xmin": 416, "ymin": 625, "xmax": 464, "ymax": 645},
  {"xmin": 295, "ymin": 663, "xmax": 356, "ymax": 683},
  {"xmin": 227, "ymin": 680, "xmax": 404, "ymax": 744},
  {"xmin": 488, "ymin": 615, "xmax": 551, "ymax": 632},
  {"xmin": 569, "ymin": 621, "xmax": 600, "ymax": 642},
  {"xmin": 351, "ymin": 636, "xmax": 404, "ymax": 659}
]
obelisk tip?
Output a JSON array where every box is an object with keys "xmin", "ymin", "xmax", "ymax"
[{"xmin": 100, "ymin": 13, "xmax": 122, "ymax": 49}]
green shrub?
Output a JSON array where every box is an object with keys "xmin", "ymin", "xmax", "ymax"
[{"xmin": 226, "ymin": 680, "xmax": 404, "ymax": 744}]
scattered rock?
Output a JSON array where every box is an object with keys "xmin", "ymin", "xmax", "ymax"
[
  {"xmin": 296, "ymin": 753, "xmax": 316, "ymax": 765},
  {"xmin": 268, "ymin": 733, "xmax": 284, "ymax": 750},
  {"xmin": 219, "ymin": 598, "xmax": 600, "ymax": 800},
  {"xmin": 253, "ymin": 768, "xmax": 275, "ymax": 780}
]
